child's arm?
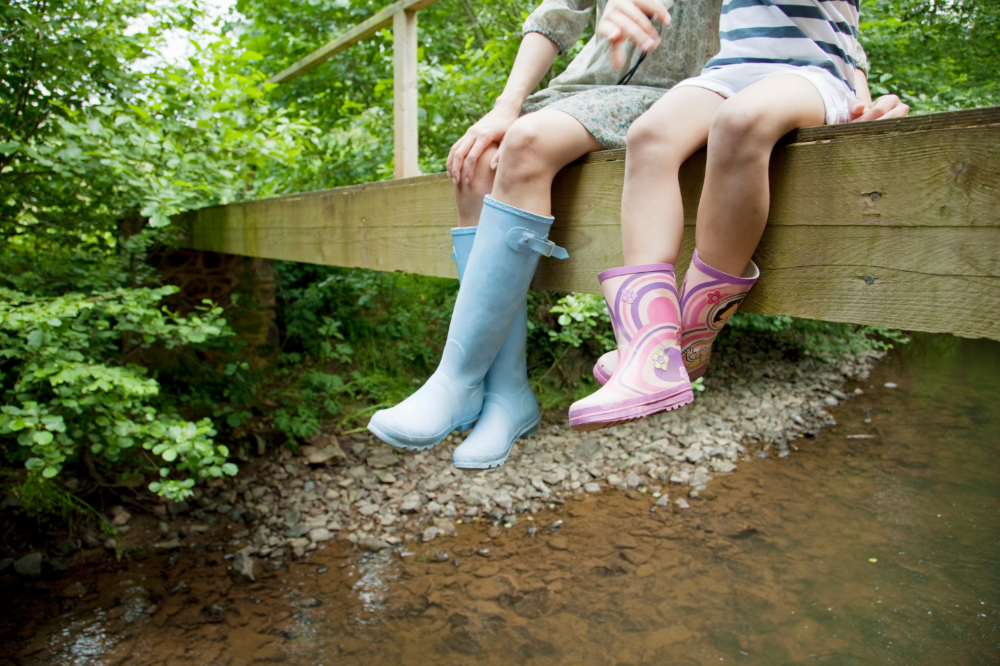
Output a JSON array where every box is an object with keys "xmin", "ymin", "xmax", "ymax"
[
  {"xmin": 849, "ymin": 70, "xmax": 911, "ymax": 122},
  {"xmin": 597, "ymin": 0, "xmax": 674, "ymax": 69},
  {"xmin": 447, "ymin": 32, "xmax": 559, "ymax": 185}
]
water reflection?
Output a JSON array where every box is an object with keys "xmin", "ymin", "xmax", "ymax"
[{"xmin": 4, "ymin": 335, "xmax": 998, "ymax": 665}]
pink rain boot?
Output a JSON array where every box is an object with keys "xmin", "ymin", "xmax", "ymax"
[
  {"xmin": 679, "ymin": 249, "xmax": 760, "ymax": 380},
  {"xmin": 569, "ymin": 264, "xmax": 693, "ymax": 431}
]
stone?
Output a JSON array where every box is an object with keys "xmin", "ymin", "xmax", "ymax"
[
  {"xmin": 711, "ymin": 460, "xmax": 737, "ymax": 473},
  {"xmin": 357, "ymin": 536, "xmax": 391, "ymax": 552},
  {"xmin": 584, "ymin": 482, "xmax": 601, "ymax": 493},
  {"xmin": 654, "ymin": 494, "xmax": 670, "ymax": 507},
  {"xmin": 625, "ymin": 471, "xmax": 641, "ymax": 489},
  {"xmin": 607, "ymin": 474, "xmax": 623, "ymax": 487},
  {"xmin": 14, "ymin": 552, "xmax": 43, "ymax": 577},
  {"xmin": 400, "ymin": 496, "xmax": 424, "ymax": 513},
  {"xmin": 284, "ymin": 524, "xmax": 309, "ymax": 538},
  {"xmin": 232, "ymin": 546, "xmax": 255, "ymax": 581},
  {"xmin": 60, "ymin": 581, "xmax": 87, "ymax": 598},
  {"xmin": 347, "ymin": 465, "xmax": 367, "ymax": 479},
  {"xmin": 367, "ymin": 450, "xmax": 398, "ymax": 469},
  {"xmin": 548, "ymin": 535, "xmax": 568, "ymax": 551},
  {"xmin": 421, "ymin": 526, "xmax": 439, "ymax": 542},
  {"xmin": 675, "ymin": 498, "xmax": 690, "ymax": 509},
  {"xmin": 309, "ymin": 528, "xmax": 333, "ymax": 543},
  {"xmin": 167, "ymin": 500, "xmax": 189, "ymax": 516},
  {"xmin": 288, "ymin": 537, "xmax": 310, "ymax": 549},
  {"xmin": 155, "ymin": 538, "xmax": 181, "ymax": 550},
  {"xmin": 574, "ymin": 438, "xmax": 601, "ymax": 460}
]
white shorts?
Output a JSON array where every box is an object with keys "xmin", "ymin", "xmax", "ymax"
[{"xmin": 672, "ymin": 63, "xmax": 854, "ymax": 126}]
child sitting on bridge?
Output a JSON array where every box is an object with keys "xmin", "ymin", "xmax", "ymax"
[
  {"xmin": 368, "ymin": 0, "xmax": 906, "ymax": 464},
  {"xmin": 568, "ymin": 0, "xmax": 909, "ymax": 430}
]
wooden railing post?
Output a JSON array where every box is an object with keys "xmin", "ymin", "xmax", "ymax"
[{"xmin": 393, "ymin": 9, "xmax": 419, "ymax": 179}]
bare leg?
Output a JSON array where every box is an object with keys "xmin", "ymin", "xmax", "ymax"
[
  {"xmin": 490, "ymin": 110, "xmax": 603, "ymax": 216},
  {"xmin": 621, "ymin": 87, "xmax": 724, "ymax": 265},
  {"xmin": 454, "ymin": 143, "xmax": 499, "ymax": 227},
  {"xmin": 695, "ymin": 74, "xmax": 826, "ymax": 276}
]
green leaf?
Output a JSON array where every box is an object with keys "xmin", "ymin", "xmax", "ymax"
[{"xmin": 161, "ymin": 448, "xmax": 178, "ymax": 462}]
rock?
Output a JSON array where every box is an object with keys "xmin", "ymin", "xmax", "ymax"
[
  {"xmin": 433, "ymin": 519, "xmax": 458, "ymax": 537},
  {"xmin": 400, "ymin": 495, "xmax": 424, "ymax": 513},
  {"xmin": 346, "ymin": 465, "xmax": 367, "ymax": 479},
  {"xmin": 625, "ymin": 471, "xmax": 641, "ymax": 489},
  {"xmin": 59, "ymin": 581, "xmax": 87, "ymax": 598},
  {"xmin": 376, "ymin": 471, "xmax": 397, "ymax": 484},
  {"xmin": 422, "ymin": 526, "xmax": 439, "ymax": 542},
  {"xmin": 14, "ymin": 552, "xmax": 43, "ymax": 577},
  {"xmin": 584, "ymin": 482, "xmax": 601, "ymax": 493},
  {"xmin": 654, "ymin": 494, "xmax": 670, "ymax": 507},
  {"xmin": 675, "ymin": 498, "xmax": 690, "ymax": 509},
  {"xmin": 884, "ymin": 382, "xmax": 897, "ymax": 388},
  {"xmin": 1, "ymin": 494, "xmax": 23, "ymax": 510},
  {"xmin": 548, "ymin": 535, "xmax": 569, "ymax": 551},
  {"xmin": 711, "ymin": 460, "xmax": 737, "ymax": 473},
  {"xmin": 293, "ymin": 597, "xmax": 322, "ymax": 609},
  {"xmin": 167, "ymin": 500, "xmax": 189, "ymax": 516},
  {"xmin": 357, "ymin": 536, "xmax": 391, "ymax": 552},
  {"xmin": 367, "ymin": 450, "xmax": 398, "ymax": 469},
  {"xmin": 284, "ymin": 524, "xmax": 309, "ymax": 538},
  {"xmin": 157, "ymin": 521, "xmax": 170, "ymax": 537},
  {"xmin": 607, "ymin": 474, "xmax": 623, "ymax": 487},
  {"xmin": 612, "ymin": 534, "xmax": 638, "ymax": 549},
  {"xmin": 282, "ymin": 507, "xmax": 302, "ymax": 526},
  {"xmin": 288, "ymin": 537, "xmax": 310, "ymax": 549},
  {"xmin": 309, "ymin": 528, "xmax": 333, "ymax": 543},
  {"xmin": 154, "ymin": 538, "xmax": 181, "ymax": 550},
  {"xmin": 232, "ymin": 546, "xmax": 255, "ymax": 581},
  {"xmin": 574, "ymin": 438, "xmax": 601, "ymax": 460}
]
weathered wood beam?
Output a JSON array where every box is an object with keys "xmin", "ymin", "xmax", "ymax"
[
  {"xmin": 174, "ymin": 108, "xmax": 1000, "ymax": 341},
  {"xmin": 393, "ymin": 9, "xmax": 420, "ymax": 178},
  {"xmin": 265, "ymin": 0, "xmax": 439, "ymax": 85}
]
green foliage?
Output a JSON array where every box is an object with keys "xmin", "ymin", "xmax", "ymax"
[
  {"xmin": 0, "ymin": 287, "xmax": 234, "ymax": 499},
  {"xmin": 259, "ymin": 263, "xmax": 458, "ymax": 442},
  {"xmin": 862, "ymin": 0, "xmax": 1000, "ymax": 112},
  {"xmin": 721, "ymin": 312, "xmax": 910, "ymax": 359}
]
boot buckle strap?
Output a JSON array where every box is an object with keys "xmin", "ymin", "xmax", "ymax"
[{"xmin": 506, "ymin": 228, "xmax": 569, "ymax": 260}]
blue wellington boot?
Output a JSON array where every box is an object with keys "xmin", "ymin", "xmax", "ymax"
[
  {"xmin": 367, "ymin": 196, "xmax": 567, "ymax": 451},
  {"xmin": 450, "ymin": 228, "xmax": 542, "ymax": 469}
]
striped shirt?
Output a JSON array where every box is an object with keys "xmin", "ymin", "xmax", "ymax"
[{"xmin": 704, "ymin": 0, "xmax": 862, "ymax": 92}]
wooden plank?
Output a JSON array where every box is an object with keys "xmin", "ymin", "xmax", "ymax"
[
  {"xmin": 266, "ymin": 0, "xmax": 440, "ymax": 85},
  {"xmin": 174, "ymin": 109, "xmax": 1000, "ymax": 340},
  {"xmin": 393, "ymin": 10, "xmax": 420, "ymax": 179}
]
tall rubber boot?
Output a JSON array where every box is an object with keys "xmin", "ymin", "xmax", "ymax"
[
  {"xmin": 450, "ymin": 227, "xmax": 541, "ymax": 469},
  {"xmin": 679, "ymin": 248, "xmax": 759, "ymax": 380},
  {"xmin": 368, "ymin": 196, "xmax": 567, "ymax": 450},
  {"xmin": 568, "ymin": 264, "xmax": 693, "ymax": 431}
]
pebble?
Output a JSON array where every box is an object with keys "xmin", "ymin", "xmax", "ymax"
[
  {"xmin": 175, "ymin": 344, "xmax": 875, "ymax": 559},
  {"xmin": 14, "ymin": 552, "xmax": 43, "ymax": 577}
]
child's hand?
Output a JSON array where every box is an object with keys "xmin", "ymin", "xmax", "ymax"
[
  {"xmin": 598, "ymin": 0, "xmax": 674, "ymax": 70},
  {"xmin": 447, "ymin": 105, "xmax": 520, "ymax": 185},
  {"xmin": 849, "ymin": 95, "xmax": 910, "ymax": 122}
]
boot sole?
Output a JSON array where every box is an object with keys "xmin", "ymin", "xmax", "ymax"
[
  {"xmin": 569, "ymin": 389, "xmax": 694, "ymax": 432},
  {"xmin": 368, "ymin": 419, "xmax": 477, "ymax": 452},
  {"xmin": 452, "ymin": 418, "xmax": 540, "ymax": 469}
]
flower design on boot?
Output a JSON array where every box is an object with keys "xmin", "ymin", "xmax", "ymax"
[
  {"xmin": 652, "ymin": 347, "xmax": 669, "ymax": 371},
  {"xmin": 706, "ymin": 290, "xmax": 722, "ymax": 305},
  {"xmin": 622, "ymin": 287, "xmax": 636, "ymax": 304}
]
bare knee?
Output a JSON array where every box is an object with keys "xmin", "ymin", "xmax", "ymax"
[
  {"xmin": 496, "ymin": 116, "xmax": 562, "ymax": 186},
  {"xmin": 708, "ymin": 100, "xmax": 777, "ymax": 163},
  {"xmin": 625, "ymin": 114, "xmax": 686, "ymax": 169}
]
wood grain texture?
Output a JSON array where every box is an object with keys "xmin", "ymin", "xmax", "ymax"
[
  {"xmin": 175, "ymin": 109, "xmax": 1000, "ymax": 340},
  {"xmin": 393, "ymin": 10, "xmax": 420, "ymax": 179},
  {"xmin": 266, "ymin": 0, "xmax": 439, "ymax": 85}
]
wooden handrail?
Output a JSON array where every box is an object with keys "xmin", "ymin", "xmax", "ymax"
[
  {"xmin": 265, "ymin": 0, "xmax": 442, "ymax": 179},
  {"xmin": 265, "ymin": 0, "xmax": 440, "ymax": 85}
]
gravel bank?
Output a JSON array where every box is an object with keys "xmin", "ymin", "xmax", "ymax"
[{"xmin": 149, "ymin": 346, "xmax": 878, "ymax": 563}]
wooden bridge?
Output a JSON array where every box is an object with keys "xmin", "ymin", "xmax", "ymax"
[{"xmin": 173, "ymin": 2, "xmax": 1000, "ymax": 342}]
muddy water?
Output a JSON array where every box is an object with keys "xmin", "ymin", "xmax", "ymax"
[{"xmin": 3, "ymin": 334, "xmax": 999, "ymax": 666}]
